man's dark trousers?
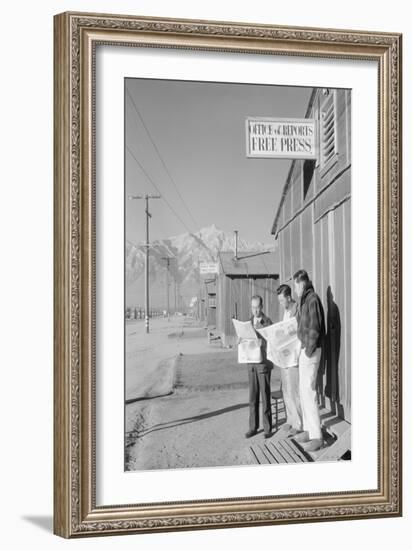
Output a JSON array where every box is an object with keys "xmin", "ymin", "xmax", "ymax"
[{"xmin": 248, "ymin": 364, "xmax": 272, "ymax": 434}]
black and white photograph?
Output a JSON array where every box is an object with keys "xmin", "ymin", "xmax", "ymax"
[{"xmin": 124, "ymin": 79, "xmax": 351, "ymax": 471}]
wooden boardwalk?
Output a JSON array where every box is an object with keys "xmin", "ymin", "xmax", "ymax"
[
  {"xmin": 250, "ymin": 391, "xmax": 351, "ymax": 465},
  {"xmin": 250, "ymin": 433, "xmax": 312, "ymax": 464}
]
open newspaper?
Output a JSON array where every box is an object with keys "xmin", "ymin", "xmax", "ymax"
[
  {"xmin": 257, "ymin": 317, "xmax": 301, "ymax": 368},
  {"xmin": 232, "ymin": 319, "xmax": 262, "ymax": 363}
]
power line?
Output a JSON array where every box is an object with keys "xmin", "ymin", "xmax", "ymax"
[
  {"xmin": 125, "ymin": 95, "xmax": 217, "ymax": 263},
  {"xmin": 126, "ymin": 145, "xmax": 193, "ymax": 235},
  {"xmin": 126, "ymin": 145, "xmax": 216, "ymax": 262},
  {"xmin": 126, "ymin": 87, "xmax": 199, "ymax": 230}
]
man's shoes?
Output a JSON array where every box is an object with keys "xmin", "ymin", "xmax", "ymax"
[
  {"xmin": 301, "ymin": 438, "xmax": 323, "ymax": 452},
  {"xmin": 287, "ymin": 427, "xmax": 302, "ymax": 437},
  {"xmin": 264, "ymin": 431, "xmax": 273, "ymax": 439},
  {"xmin": 293, "ymin": 431, "xmax": 309, "ymax": 443},
  {"xmin": 245, "ymin": 430, "xmax": 257, "ymax": 439}
]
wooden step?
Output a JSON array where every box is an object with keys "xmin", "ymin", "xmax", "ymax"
[
  {"xmin": 249, "ymin": 428, "xmax": 312, "ymax": 465},
  {"xmin": 250, "ymin": 403, "xmax": 352, "ymax": 464},
  {"xmin": 318, "ymin": 407, "xmax": 351, "ymax": 435},
  {"xmin": 301, "ymin": 416, "xmax": 351, "ymax": 462},
  {"xmin": 314, "ymin": 427, "xmax": 351, "ymax": 462}
]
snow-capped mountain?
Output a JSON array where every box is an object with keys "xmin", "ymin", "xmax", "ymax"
[{"xmin": 125, "ymin": 224, "xmax": 273, "ymax": 290}]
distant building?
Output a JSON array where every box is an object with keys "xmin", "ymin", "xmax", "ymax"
[
  {"xmin": 216, "ymin": 251, "xmax": 279, "ymax": 347},
  {"xmin": 204, "ymin": 278, "xmax": 217, "ymax": 327},
  {"xmin": 272, "ymin": 87, "xmax": 351, "ymax": 422}
]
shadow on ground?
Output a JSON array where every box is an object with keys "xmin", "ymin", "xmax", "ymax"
[
  {"xmin": 21, "ymin": 515, "xmax": 53, "ymax": 533},
  {"xmin": 138, "ymin": 401, "xmax": 249, "ymax": 438}
]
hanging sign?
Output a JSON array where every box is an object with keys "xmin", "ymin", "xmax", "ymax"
[{"xmin": 246, "ymin": 117, "xmax": 317, "ymax": 159}]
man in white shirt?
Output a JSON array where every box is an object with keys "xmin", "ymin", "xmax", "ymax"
[{"xmin": 276, "ymin": 284, "xmax": 303, "ymax": 436}]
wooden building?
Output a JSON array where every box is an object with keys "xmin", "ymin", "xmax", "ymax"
[
  {"xmin": 204, "ymin": 278, "xmax": 217, "ymax": 327},
  {"xmin": 216, "ymin": 251, "xmax": 279, "ymax": 347},
  {"xmin": 272, "ymin": 87, "xmax": 351, "ymax": 422},
  {"xmin": 196, "ymin": 287, "xmax": 206, "ymax": 323}
]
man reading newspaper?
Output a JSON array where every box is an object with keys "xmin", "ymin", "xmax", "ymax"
[
  {"xmin": 256, "ymin": 300, "xmax": 302, "ymax": 434},
  {"xmin": 275, "ymin": 284, "xmax": 303, "ymax": 436},
  {"xmin": 234, "ymin": 295, "xmax": 273, "ymax": 440}
]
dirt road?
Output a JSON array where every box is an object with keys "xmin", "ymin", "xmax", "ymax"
[{"xmin": 125, "ymin": 325, "xmax": 282, "ymax": 470}]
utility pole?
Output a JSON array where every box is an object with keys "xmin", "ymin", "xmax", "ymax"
[
  {"xmin": 161, "ymin": 257, "xmax": 174, "ymax": 321},
  {"xmin": 128, "ymin": 194, "xmax": 161, "ymax": 333},
  {"xmin": 197, "ymin": 258, "xmax": 201, "ymax": 321}
]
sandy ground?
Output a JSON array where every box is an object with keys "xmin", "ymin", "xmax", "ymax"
[
  {"xmin": 125, "ymin": 316, "xmax": 233, "ymax": 437},
  {"xmin": 125, "ymin": 321, "xmax": 282, "ymax": 470},
  {"xmin": 125, "ymin": 315, "xmax": 229, "ymax": 402}
]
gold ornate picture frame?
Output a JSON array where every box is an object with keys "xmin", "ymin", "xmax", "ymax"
[{"xmin": 53, "ymin": 11, "xmax": 402, "ymax": 538}]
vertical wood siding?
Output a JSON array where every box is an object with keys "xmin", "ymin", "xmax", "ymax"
[
  {"xmin": 216, "ymin": 277, "xmax": 279, "ymax": 346},
  {"xmin": 275, "ymin": 89, "xmax": 351, "ymax": 421}
]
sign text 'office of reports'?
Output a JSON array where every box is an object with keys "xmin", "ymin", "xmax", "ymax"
[{"xmin": 246, "ymin": 117, "xmax": 317, "ymax": 160}]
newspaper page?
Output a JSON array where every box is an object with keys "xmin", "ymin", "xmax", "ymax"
[
  {"xmin": 257, "ymin": 317, "xmax": 301, "ymax": 368},
  {"xmin": 232, "ymin": 319, "xmax": 262, "ymax": 364},
  {"xmin": 232, "ymin": 319, "xmax": 257, "ymax": 340}
]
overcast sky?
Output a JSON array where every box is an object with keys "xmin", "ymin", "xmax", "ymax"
[{"xmin": 125, "ymin": 78, "xmax": 312, "ymax": 245}]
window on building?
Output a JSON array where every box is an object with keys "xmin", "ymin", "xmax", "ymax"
[
  {"xmin": 320, "ymin": 89, "xmax": 337, "ymax": 170},
  {"xmin": 303, "ymin": 159, "xmax": 315, "ymax": 200}
]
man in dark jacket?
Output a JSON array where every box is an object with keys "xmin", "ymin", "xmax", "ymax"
[
  {"xmin": 293, "ymin": 270, "xmax": 326, "ymax": 452},
  {"xmin": 240, "ymin": 295, "xmax": 273, "ymax": 439}
]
